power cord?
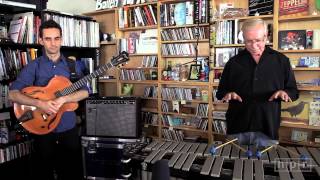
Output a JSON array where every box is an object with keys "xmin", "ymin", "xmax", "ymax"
[{"xmin": 181, "ymin": 0, "xmax": 204, "ymax": 66}]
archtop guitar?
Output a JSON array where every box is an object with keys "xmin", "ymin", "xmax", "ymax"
[{"xmin": 13, "ymin": 51, "xmax": 129, "ymax": 135}]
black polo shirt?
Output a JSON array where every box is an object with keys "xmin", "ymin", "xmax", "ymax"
[{"xmin": 216, "ymin": 46, "xmax": 299, "ymax": 139}]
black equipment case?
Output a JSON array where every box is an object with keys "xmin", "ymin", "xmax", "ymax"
[{"xmin": 81, "ymin": 136, "xmax": 139, "ymax": 179}]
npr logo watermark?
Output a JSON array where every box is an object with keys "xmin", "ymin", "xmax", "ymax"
[{"xmin": 274, "ymin": 158, "xmax": 312, "ymax": 172}]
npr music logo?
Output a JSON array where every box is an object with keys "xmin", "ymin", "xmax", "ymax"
[{"xmin": 274, "ymin": 158, "xmax": 312, "ymax": 172}]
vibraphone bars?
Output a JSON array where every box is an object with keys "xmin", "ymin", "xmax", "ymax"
[{"xmin": 132, "ymin": 140, "xmax": 320, "ymax": 180}]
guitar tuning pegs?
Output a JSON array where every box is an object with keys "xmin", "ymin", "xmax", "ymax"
[{"xmin": 121, "ymin": 51, "xmax": 129, "ymax": 56}]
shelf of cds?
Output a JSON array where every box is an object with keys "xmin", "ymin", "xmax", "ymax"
[
  {"xmin": 86, "ymin": 0, "xmax": 320, "ymax": 146},
  {"xmin": 0, "ymin": 2, "xmax": 101, "ymax": 167},
  {"xmin": 42, "ymin": 10, "xmax": 100, "ymax": 48},
  {"xmin": 211, "ymin": 0, "xmax": 320, "ymax": 146}
]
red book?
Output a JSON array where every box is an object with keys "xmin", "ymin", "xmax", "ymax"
[{"xmin": 143, "ymin": 6, "xmax": 154, "ymax": 25}]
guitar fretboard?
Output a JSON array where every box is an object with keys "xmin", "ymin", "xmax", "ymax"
[{"xmin": 59, "ymin": 62, "xmax": 114, "ymax": 96}]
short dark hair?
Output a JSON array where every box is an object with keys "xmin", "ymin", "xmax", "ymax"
[{"xmin": 39, "ymin": 19, "xmax": 62, "ymax": 38}]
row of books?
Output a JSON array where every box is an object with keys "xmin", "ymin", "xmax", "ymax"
[
  {"xmin": 161, "ymin": 100, "xmax": 208, "ymax": 118},
  {"xmin": 296, "ymin": 79, "xmax": 320, "ymax": 87},
  {"xmin": 0, "ymin": 48, "xmax": 38, "ymax": 81},
  {"xmin": 212, "ymin": 19, "xmax": 273, "ymax": 45},
  {"xmin": 141, "ymin": 56, "xmax": 157, "ymax": 67},
  {"xmin": 118, "ymin": 5, "xmax": 157, "ymax": 28},
  {"xmin": 196, "ymin": 103, "xmax": 209, "ymax": 117},
  {"xmin": 142, "ymin": 112, "xmax": 158, "ymax": 125},
  {"xmin": 43, "ymin": 11, "xmax": 99, "ymax": 48},
  {"xmin": 119, "ymin": 30, "xmax": 158, "ymax": 54},
  {"xmin": 144, "ymin": 86, "xmax": 208, "ymax": 102},
  {"xmin": 212, "ymin": 89, "xmax": 219, "ymax": 102},
  {"xmin": 297, "ymin": 56, "xmax": 320, "ymax": 68},
  {"xmin": 161, "ymin": 101, "xmax": 170, "ymax": 113},
  {"xmin": 162, "ymin": 100, "xmax": 194, "ymax": 114},
  {"xmin": 290, "ymin": 129, "xmax": 309, "ymax": 143},
  {"xmin": 184, "ymin": 116, "xmax": 207, "ymax": 130},
  {"xmin": 160, "ymin": 26, "xmax": 209, "ymax": 41},
  {"xmin": 213, "ymin": 111, "xmax": 226, "ymax": 120},
  {"xmin": 159, "ymin": 0, "xmax": 209, "ymax": 27},
  {"xmin": 161, "ymin": 115, "xmax": 183, "ymax": 127},
  {"xmin": 161, "ymin": 114, "xmax": 208, "ymax": 131},
  {"xmin": 0, "ymin": 85, "xmax": 11, "ymax": 110},
  {"xmin": 213, "ymin": 120, "xmax": 227, "ymax": 135},
  {"xmin": 120, "ymin": 69, "xmax": 157, "ymax": 81},
  {"xmin": 0, "ymin": 117, "xmax": 9, "ymax": 144},
  {"xmin": 161, "ymin": 87, "xmax": 196, "ymax": 101},
  {"xmin": 197, "ymin": 118, "xmax": 208, "ymax": 130},
  {"xmin": 161, "ymin": 43, "xmax": 196, "ymax": 56},
  {"xmin": 143, "ymin": 86, "xmax": 157, "ymax": 98},
  {"xmin": 213, "ymin": 19, "xmax": 239, "ymax": 45},
  {"xmin": 119, "ymin": 38, "xmax": 139, "ymax": 54},
  {"xmin": 8, "ymin": 12, "xmax": 41, "ymax": 44},
  {"xmin": 162, "ymin": 128, "xmax": 184, "ymax": 141},
  {"xmin": 0, "ymin": 140, "xmax": 33, "ymax": 164}
]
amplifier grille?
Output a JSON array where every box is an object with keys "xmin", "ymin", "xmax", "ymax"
[{"xmin": 85, "ymin": 97, "xmax": 141, "ymax": 138}]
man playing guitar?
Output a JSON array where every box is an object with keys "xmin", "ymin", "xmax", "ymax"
[{"xmin": 9, "ymin": 20, "xmax": 88, "ymax": 180}]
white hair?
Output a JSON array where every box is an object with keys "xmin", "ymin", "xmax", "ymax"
[{"xmin": 241, "ymin": 18, "xmax": 267, "ymax": 34}]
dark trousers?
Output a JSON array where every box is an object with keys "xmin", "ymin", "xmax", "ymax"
[
  {"xmin": 228, "ymin": 131, "xmax": 278, "ymax": 147},
  {"xmin": 31, "ymin": 127, "xmax": 83, "ymax": 180}
]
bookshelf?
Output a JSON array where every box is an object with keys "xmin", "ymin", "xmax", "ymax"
[
  {"xmin": 0, "ymin": 2, "xmax": 40, "ymax": 168},
  {"xmin": 0, "ymin": 3, "xmax": 31, "ymax": 175},
  {"xmin": 85, "ymin": 0, "xmax": 213, "ymax": 143},
  {"xmin": 158, "ymin": 0, "xmax": 211, "ymax": 142},
  {"xmin": 274, "ymin": 0, "xmax": 320, "ymax": 147},
  {"xmin": 86, "ymin": 0, "xmax": 320, "ymax": 146},
  {"xmin": 211, "ymin": 0, "xmax": 320, "ymax": 147},
  {"xmin": 0, "ymin": 2, "xmax": 100, "ymax": 168},
  {"xmin": 83, "ymin": 8, "xmax": 119, "ymax": 96}
]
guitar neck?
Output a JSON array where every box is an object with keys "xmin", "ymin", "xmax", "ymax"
[{"xmin": 58, "ymin": 63, "xmax": 114, "ymax": 96}]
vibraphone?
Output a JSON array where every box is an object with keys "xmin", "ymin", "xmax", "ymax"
[{"xmin": 129, "ymin": 140, "xmax": 320, "ymax": 180}]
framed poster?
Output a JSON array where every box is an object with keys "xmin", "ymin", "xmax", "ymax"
[
  {"xmin": 278, "ymin": 30, "xmax": 306, "ymax": 50},
  {"xmin": 188, "ymin": 64, "xmax": 201, "ymax": 80},
  {"xmin": 279, "ymin": 0, "xmax": 309, "ymax": 16}
]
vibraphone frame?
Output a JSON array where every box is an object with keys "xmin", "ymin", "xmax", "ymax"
[{"xmin": 132, "ymin": 141, "xmax": 320, "ymax": 180}]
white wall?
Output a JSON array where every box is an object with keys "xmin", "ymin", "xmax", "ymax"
[{"xmin": 47, "ymin": 0, "xmax": 96, "ymax": 14}]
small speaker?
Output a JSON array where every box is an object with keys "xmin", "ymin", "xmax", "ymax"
[{"xmin": 85, "ymin": 96, "xmax": 141, "ymax": 138}]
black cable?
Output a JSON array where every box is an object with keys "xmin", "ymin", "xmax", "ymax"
[
  {"xmin": 181, "ymin": 0, "xmax": 201, "ymax": 66},
  {"xmin": 194, "ymin": 0, "xmax": 201, "ymax": 62}
]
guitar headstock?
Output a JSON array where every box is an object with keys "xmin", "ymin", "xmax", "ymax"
[{"xmin": 111, "ymin": 51, "xmax": 129, "ymax": 67}]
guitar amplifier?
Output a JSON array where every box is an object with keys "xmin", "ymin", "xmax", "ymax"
[{"xmin": 85, "ymin": 96, "xmax": 141, "ymax": 138}]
